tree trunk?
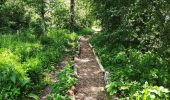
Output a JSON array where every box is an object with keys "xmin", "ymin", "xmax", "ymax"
[
  {"xmin": 41, "ymin": 0, "xmax": 46, "ymax": 35},
  {"xmin": 70, "ymin": 0, "xmax": 75, "ymax": 30}
]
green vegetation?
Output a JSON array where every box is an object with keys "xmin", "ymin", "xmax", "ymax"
[
  {"xmin": 90, "ymin": 0, "xmax": 170, "ymax": 99},
  {"xmin": 77, "ymin": 28, "xmax": 95, "ymax": 36},
  {"xmin": 0, "ymin": 0, "xmax": 170, "ymax": 99},
  {"xmin": 0, "ymin": 0, "xmax": 84, "ymax": 99},
  {"xmin": 91, "ymin": 34, "xmax": 170, "ymax": 99},
  {"xmin": 47, "ymin": 61, "xmax": 77, "ymax": 100},
  {"xmin": 0, "ymin": 29, "xmax": 78, "ymax": 99}
]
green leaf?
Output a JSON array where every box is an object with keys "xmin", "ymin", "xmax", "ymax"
[
  {"xmin": 22, "ymin": 79, "xmax": 29, "ymax": 86},
  {"xmin": 120, "ymin": 86, "xmax": 129, "ymax": 90},
  {"xmin": 10, "ymin": 74, "xmax": 16, "ymax": 84},
  {"xmin": 28, "ymin": 93, "xmax": 39, "ymax": 100}
]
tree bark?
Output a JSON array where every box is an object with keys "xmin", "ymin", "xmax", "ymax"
[
  {"xmin": 41, "ymin": 0, "xmax": 46, "ymax": 35},
  {"xmin": 70, "ymin": 0, "xmax": 75, "ymax": 30}
]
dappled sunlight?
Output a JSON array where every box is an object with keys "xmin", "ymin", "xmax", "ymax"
[
  {"xmin": 78, "ymin": 86, "xmax": 104, "ymax": 93},
  {"xmin": 92, "ymin": 26, "xmax": 102, "ymax": 32},
  {"xmin": 75, "ymin": 57, "xmax": 91, "ymax": 63},
  {"xmin": 90, "ymin": 86, "xmax": 105, "ymax": 92},
  {"xmin": 75, "ymin": 37, "xmax": 106, "ymax": 100},
  {"xmin": 1, "ymin": 0, "xmax": 169, "ymax": 99}
]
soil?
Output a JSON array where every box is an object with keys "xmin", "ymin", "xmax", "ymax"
[
  {"xmin": 74, "ymin": 37, "xmax": 106, "ymax": 100},
  {"xmin": 39, "ymin": 36, "xmax": 106, "ymax": 100}
]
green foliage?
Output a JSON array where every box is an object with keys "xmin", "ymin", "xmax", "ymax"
[
  {"xmin": 0, "ymin": 0, "xmax": 30, "ymax": 32},
  {"xmin": 90, "ymin": 0, "xmax": 170, "ymax": 99},
  {"xmin": 77, "ymin": 28, "xmax": 94, "ymax": 36},
  {"xmin": 28, "ymin": 93, "xmax": 39, "ymax": 100},
  {"xmin": 65, "ymin": 31, "xmax": 79, "ymax": 54},
  {"xmin": 91, "ymin": 0, "xmax": 170, "ymax": 52},
  {"xmin": 47, "ymin": 61, "xmax": 77, "ymax": 100},
  {"xmin": 91, "ymin": 32, "xmax": 169, "ymax": 99},
  {"xmin": 0, "ymin": 29, "xmax": 77, "ymax": 99},
  {"xmin": 46, "ymin": 94, "xmax": 70, "ymax": 100},
  {"xmin": 132, "ymin": 82, "xmax": 170, "ymax": 100},
  {"xmin": 53, "ymin": 61, "xmax": 77, "ymax": 94},
  {"xmin": 0, "ymin": 0, "xmax": 94, "ymax": 34},
  {"xmin": 65, "ymin": 32, "xmax": 79, "ymax": 42},
  {"xmin": 0, "ymin": 48, "xmax": 29, "ymax": 99},
  {"xmin": 75, "ymin": 0, "xmax": 94, "ymax": 28},
  {"xmin": 30, "ymin": 19, "xmax": 44, "ymax": 36},
  {"xmin": 0, "ymin": 0, "xmax": 91, "ymax": 99},
  {"xmin": 52, "ymin": 0, "xmax": 70, "ymax": 29}
]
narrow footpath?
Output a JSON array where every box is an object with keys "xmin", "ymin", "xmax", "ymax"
[{"xmin": 74, "ymin": 37, "xmax": 106, "ymax": 100}]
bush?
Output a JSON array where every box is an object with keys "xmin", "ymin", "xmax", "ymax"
[
  {"xmin": 90, "ymin": 32, "xmax": 170, "ymax": 99},
  {"xmin": 0, "ymin": 48, "xmax": 29, "ymax": 99},
  {"xmin": 0, "ymin": 29, "xmax": 78, "ymax": 99},
  {"xmin": 132, "ymin": 82, "xmax": 170, "ymax": 100},
  {"xmin": 77, "ymin": 28, "xmax": 94, "ymax": 36},
  {"xmin": 0, "ymin": 1, "xmax": 30, "ymax": 31}
]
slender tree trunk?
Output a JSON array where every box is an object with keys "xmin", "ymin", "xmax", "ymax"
[
  {"xmin": 41, "ymin": 0, "xmax": 46, "ymax": 35},
  {"xmin": 70, "ymin": 0, "xmax": 75, "ymax": 30}
]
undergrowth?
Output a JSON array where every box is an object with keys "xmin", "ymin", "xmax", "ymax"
[
  {"xmin": 46, "ymin": 61, "xmax": 77, "ymax": 100},
  {"xmin": 90, "ymin": 32, "xmax": 170, "ymax": 99},
  {"xmin": 0, "ymin": 29, "xmax": 78, "ymax": 99}
]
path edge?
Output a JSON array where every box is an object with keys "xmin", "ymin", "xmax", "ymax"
[
  {"xmin": 70, "ymin": 36, "xmax": 82, "ymax": 100},
  {"xmin": 89, "ymin": 43, "xmax": 109, "ymax": 85}
]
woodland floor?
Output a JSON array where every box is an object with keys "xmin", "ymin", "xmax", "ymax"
[{"xmin": 74, "ymin": 37, "xmax": 106, "ymax": 100}]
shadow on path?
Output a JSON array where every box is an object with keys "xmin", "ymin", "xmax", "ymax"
[{"xmin": 75, "ymin": 37, "xmax": 106, "ymax": 100}]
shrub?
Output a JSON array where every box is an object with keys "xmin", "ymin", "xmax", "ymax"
[
  {"xmin": 0, "ymin": 29, "xmax": 78, "ymax": 99},
  {"xmin": 0, "ymin": 48, "xmax": 29, "ymax": 99},
  {"xmin": 132, "ymin": 82, "xmax": 170, "ymax": 100},
  {"xmin": 77, "ymin": 28, "xmax": 94, "ymax": 36},
  {"xmin": 90, "ymin": 32, "xmax": 169, "ymax": 99}
]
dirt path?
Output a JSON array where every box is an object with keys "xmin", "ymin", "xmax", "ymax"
[{"xmin": 74, "ymin": 37, "xmax": 106, "ymax": 100}]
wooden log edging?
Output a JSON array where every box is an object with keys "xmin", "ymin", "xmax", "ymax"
[{"xmin": 89, "ymin": 43, "xmax": 110, "ymax": 85}]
